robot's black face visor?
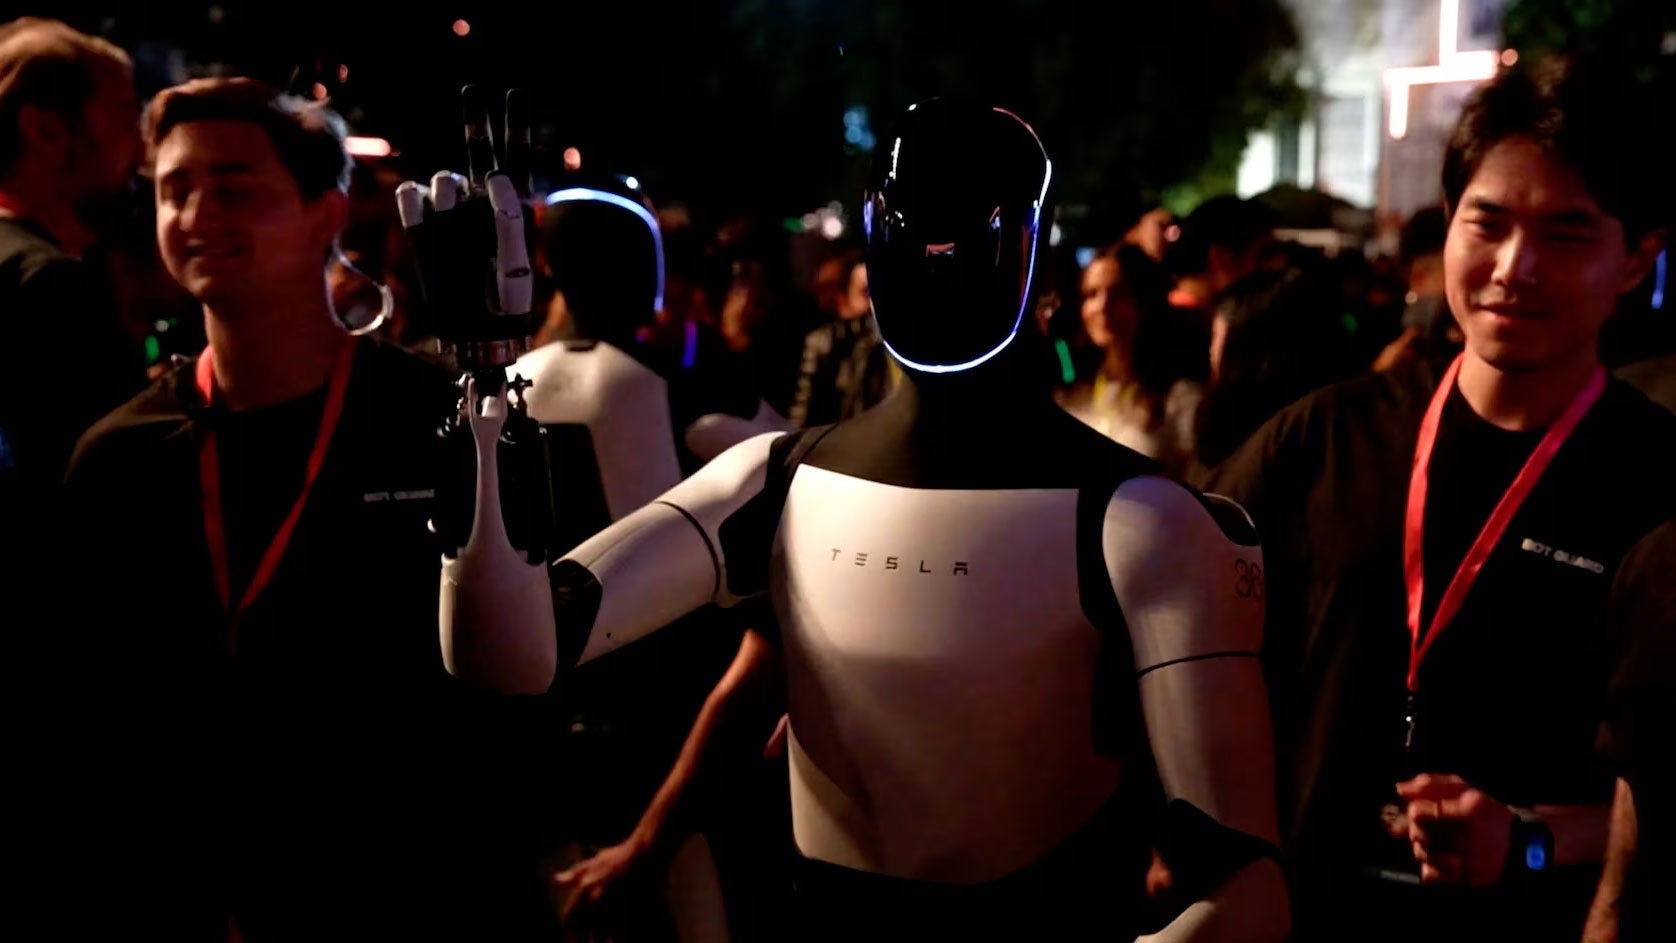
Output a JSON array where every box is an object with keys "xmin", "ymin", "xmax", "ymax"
[{"xmin": 863, "ymin": 103, "xmax": 1051, "ymax": 373}]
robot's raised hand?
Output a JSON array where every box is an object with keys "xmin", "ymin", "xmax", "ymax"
[{"xmin": 397, "ymin": 86, "xmax": 535, "ymax": 372}]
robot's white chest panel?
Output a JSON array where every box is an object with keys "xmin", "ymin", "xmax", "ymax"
[
  {"xmin": 770, "ymin": 465, "xmax": 1123, "ymax": 883},
  {"xmin": 514, "ymin": 342, "xmax": 681, "ymax": 521}
]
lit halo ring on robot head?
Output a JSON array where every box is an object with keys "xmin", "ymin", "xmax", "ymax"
[
  {"xmin": 875, "ymin": 130, "xmax": 1052, "ymax": 375},
  {"xmin": 543, "ymin": 187, "xmax": 666, "ymax": 312}
]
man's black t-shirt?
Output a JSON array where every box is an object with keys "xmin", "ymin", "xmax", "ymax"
[
  {"xmin": 1199, "ymin": 358, "xmax": 1676, "ymax": 942},
  {"xmin": 1597, "ymin": 519, "xmax": 1676, "ymax": 941},
  {"xmin": 214, "ymin": 386, "xmax": 324, "ymax": 601},
  {"xmin": 3, "ymin": 219, "xmax": 146, "ymax": 930},
  {"xmin": 61, "ymin": 339, "xmax": 551, "ymax": 940},
  {"xmin": 0, "ymin": 218, "xmax": 143, "ymax": 488},
  {"xmin": 1419, "ymin": 386, "xmax": 1544, "ymax": 638},
  {"xmin": 0, "ymin": 217, "xmax": 144, "ymax": 606}
]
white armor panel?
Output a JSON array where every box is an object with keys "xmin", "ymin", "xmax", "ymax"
[
  {"xmin": 771, "ymin": 467, "xmax": 1122, "ymax": 883},
  {"xmin": 515, "ymin": 340, "xmax": 682, "ymax": 522}
]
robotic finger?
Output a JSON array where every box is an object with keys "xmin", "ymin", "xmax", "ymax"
[
  {"xmin": 462, "ymin": 84, "xmax": 498, "ymax": 190},
  {"xmin": 395, "ymin": 180, "xmax": 429, "ymax": 229},
  {"xmin": 429, "ymin": 171, "xmax": 470, "ymax": 213},
  {"xmin": 504, "ymin": 88, "xmax": 532, "ymax": 200},
  {"xmin": 487, "ymin": 173, "xmax": 533, "ymax": 317}
]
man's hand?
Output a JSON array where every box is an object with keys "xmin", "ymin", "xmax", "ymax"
[
  {"xmin": 554, "ymin": 835, "xmax": 653, "ymax": 936},
  {"xmin": 1395, "ymin": 773, "xmax": 1513, "ymax": 887}
]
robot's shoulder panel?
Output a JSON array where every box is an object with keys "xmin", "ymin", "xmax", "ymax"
[
  {"xmin": 1103, "ymin": 475, "xmax": 1258, "ymax": 554},
  {"xmin": 516, "ymin": 340, "xmax": 668, "ymax": 421},
  {"xmin": 1102, "ymin": 475, "xmax": 1265, "ymax": 667},
  {"xmin": 663, "ymin": 430, "xmax": 785, "ymax": 507},
  {"xmin": 663, "ymin": 425, "xmax": 834, "ymax": 600},
  {"xmin": 516, "ymin": 338, "xmax": 662, "ymax": 382}
]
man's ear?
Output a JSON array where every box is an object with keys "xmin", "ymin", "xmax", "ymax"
[
  {"xmin": 1620, "ymin": 228, "xmax": 1667, "ymax": 296},
  {"xmin": 14, "ymin": 103, "xmax": 69, "ymax": 157}
]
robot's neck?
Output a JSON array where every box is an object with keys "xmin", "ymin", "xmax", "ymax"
[
  {"xmin": 806, "ymin": 346, "xmax": 1106, "ymax": 490},
  {"xmin": 898, "ymin": 342, "xmax": 1050, "ymax": 420}
]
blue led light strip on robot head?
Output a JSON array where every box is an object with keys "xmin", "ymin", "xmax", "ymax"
[
  {"xmin": 543, "ymin": 187, "xmax": 666, "ymax": 311},
  {"xmin": 1653, "ymin": 248, "xmax": 1666, "ymax": 311},
  {"xmin": 880, "ymin": 148, "xmax": 1053, "ymax": 375}
]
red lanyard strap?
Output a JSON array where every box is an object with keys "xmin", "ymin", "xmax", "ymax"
[
  {"xmin": 1403, "ymin": 354, "xmax": 1606, "ymax": 691},
  {"xmin": 196, "ymin": 342, "xmax": 357, "ymax": 625}
]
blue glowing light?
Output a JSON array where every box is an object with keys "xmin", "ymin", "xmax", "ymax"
[
  {"xmin": 544, "ymin": 187, "xmax": 665, "ymax": 311},
  {"xmin": 681, "ymin": 319, "xmax": 698, "ymax": 370},
  {"xmin": 1525, "ymin": 843, "xmax": 1547, "ymax": 871},
  {"xmin": 842, "ymin": 105, "xmax": 876, "ymax": 152},
  {"xmin": 1653, "ymin": 248, "xmax": 1666, "ymax": 310}
]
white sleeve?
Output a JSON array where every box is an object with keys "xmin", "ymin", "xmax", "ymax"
[
  {"xmin": 683, "ymin": 400, "xmax": 791, "ymax": 463},
  {"xmin": 565, "ymin": 431, "xmax": 783, "ymax": 665},
  {"xmin": 1104, "ymin": 475, "xmax": 1278, "ymax": 846},
  {"xmin": 1106, "ymin": 477, "xmax": 1288, "ymax": 941}
]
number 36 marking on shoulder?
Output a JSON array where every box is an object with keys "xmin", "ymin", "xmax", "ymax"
[{"xmin": 1235, "ymin": 559, "xmax": 1265, "ymax": 601}]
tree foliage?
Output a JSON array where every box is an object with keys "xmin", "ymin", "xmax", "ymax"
[{"xmin": 728, "ymin": 0, "xmax": 1304, "ymax": 232}]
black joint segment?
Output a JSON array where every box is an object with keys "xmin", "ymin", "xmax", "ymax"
[
  {"xmin": 1135, "ymin": 650, "xmax": 1261, "ymax": 680},
  {"xmin": 504, "ymin": 88, "xmax": 532, "ymax": 198},
  {"xmin": 461, "ymin": 85, "xmax": 496, "ymax": 184},
  {"xmin": 715, "ymin": 426, "xmax": 835, "ymax": 598},
  {"xmin": 656, "ymin": 500, "xmax": 721, "ymax": 600},
  {"xmin": 471, "ymin": 365, "xmax": 507, "ymax": 398},
  {"xmin": 1144, "ymin": 799, "xmax": 1278, "ymax": 927},
  {"xmin": 549, "ymin": 559, "xmax": 603, "ymax": 685}
]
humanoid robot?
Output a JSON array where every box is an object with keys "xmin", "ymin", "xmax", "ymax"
[
  {"xmin": 422, "ymin": 97, "xmax": 1289, "ymax": 940},
  {"xmin": 396, "ymin": 88, "xmax": 782, "ymax": 654}
]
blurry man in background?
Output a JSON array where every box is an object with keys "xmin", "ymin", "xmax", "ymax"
[
  {"xmin": 0, "ymin": 17, "xmax": 143, "ymax": 571},
  {"xmin": 1166, "ymin": 194, "xmax": 1276, "ymax": 309},
  {"xmin": 1374, "ymin": 206, "xmax": 1462, "ymax": 372},
  {"xmin": 2, "ymin": 22, "xmax": 147, "ymax": 923},
  {"xmin": 789, "ymin": 253, "xmax": 895, "ymax": 427},
  {"xmin": 1123, "ymin": 206, "xmax": 1175, "ymax": 261},
  {"xmin": 1584, "ymin": 518, "xmax": 1676, "ymax": 943}
]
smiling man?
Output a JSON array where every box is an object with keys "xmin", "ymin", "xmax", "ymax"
[
  {"xmin": 60, "ymin": 78, "xmax": 547, "ymax": 939},
  {"xmin": 1198, "ymin": 57, "xmax": 1672, "ymax": 942}
]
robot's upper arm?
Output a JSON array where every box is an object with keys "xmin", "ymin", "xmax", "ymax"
[
  {"xmin": 1103, "ymin": 476, "xmax": 1279, "ymax": 894},
  {"xmin": 684, "ymin": 402, "xmax": 791, "ymax": 464},
  {"xmin": 561, "ymin": 431, "xmax": 785, "ymax": 664},
  {"xmin": 1103, "ymin": 477, "xmax": 1264, "ymax": 673}
]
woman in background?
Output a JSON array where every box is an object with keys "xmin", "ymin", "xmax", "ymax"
[{"xmin": 1058, "ymin": 243, "xmax": 1203, "ymax": 477}]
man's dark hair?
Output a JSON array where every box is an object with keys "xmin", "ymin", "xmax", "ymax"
[
  {"xmin": 0, "ymin": 17, "xmax": 131, "ymax": 177},
  {"xmin": 144, "ymin": 77, "xmax": 349, "ymax": 201},
  {"xmin": 1167, "ymin": 195, "xmax": 1276, "ymax": 278},
  {"xmin": 1443, "ymin": 55, "xmax": 1670, "ymax": 243}
]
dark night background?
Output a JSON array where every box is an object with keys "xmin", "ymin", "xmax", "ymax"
[{"xmin": 30, "ymin": 0, "xmax": 1305, "ymax": 241}]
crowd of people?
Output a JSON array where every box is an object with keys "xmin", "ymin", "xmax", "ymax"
[{"xmin": 2, "ymin": 14, "xmax": 1672, "ymax": 943}]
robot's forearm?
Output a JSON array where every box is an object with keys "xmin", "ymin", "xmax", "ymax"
[
  {"xmin": 437, "ymin": 376, "xmax": 556, "ymax": 694},
  {"xmin": 440, "ymin": 426, "xmax": 783, "ymax": 695},
  {"xmin": 1107, "ymin": 478, "xmax": 1289, "ymax": 935},
  {"xmin": 1138, "ymin": 857, "xmax": 1289, "ymax": 943}
]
